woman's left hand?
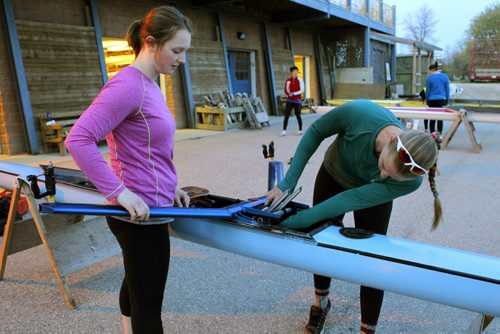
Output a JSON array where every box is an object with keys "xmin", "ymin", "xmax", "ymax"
[{"xmin": 174, "ymin": 187, "xmax": 190, "ymax": 207}]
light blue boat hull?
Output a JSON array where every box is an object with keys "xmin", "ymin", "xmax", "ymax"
[{"xmin": 1, "ymin": 161, "xmax": 499, "ymax": 317}]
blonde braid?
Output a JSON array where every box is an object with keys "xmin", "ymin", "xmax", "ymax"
[
  {"xmin": 428, "ymin": 163, "xmax": 442, "ymax": 230},
  {"xmin": 394, "ymin": 130, "xmax": 443, "ymax": 231},
  {"xmin": 429, "ymin": 132, "xmax": 442, "ymax": 231}
]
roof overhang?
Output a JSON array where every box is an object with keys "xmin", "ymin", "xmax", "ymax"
[{"xmin": 371, "ymin": 31, "xmax": 442, "ymax": 52}]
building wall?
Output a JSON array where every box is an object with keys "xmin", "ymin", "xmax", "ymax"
[
  {"xmin": 0, "ymin": 4, "xmax": 26, "ymax": 154},
  {"xmin": 2, "ymin": 1, "xmax": 396, "ymax": 154},
  {"xmin": 269, "ymin": 25, "xmax": 293, "ymax": 106},
  {"xmin": 396, "ymin": 56, "xmax": 431, "ymax": 96},
  {"xmin": 16, "ymin": 20, "xmax": 102, "ymax": 123},
  {"xmin": 224, "ymin": 15, "xmax": 270, "ymax": 109},
  {"xmin": 293, "ymin": 29, "xmax": 319, "ymax": 104},
  {"xmin": 188, "ymin": 10, "xmax": 227, "ymax": 109},
  {"xmin": 12, "ymin": 0, "xmax": 87, "ymax": 25},
  {"xmin": 98, "ymin": 0, "xmax": 153, "ymax": 38}
]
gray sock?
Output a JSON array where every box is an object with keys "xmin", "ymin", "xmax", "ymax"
[{"xmin": 314, "ymin": 289, "xmax": 329, "ymax": 309}]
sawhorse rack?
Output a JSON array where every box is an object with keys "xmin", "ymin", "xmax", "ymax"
[
  {"xmin": 316, "ymin": 106, "xmax": 486, "ymax": 153},
  {"xmin": 0, "ymin": 177, "xmax": 119, "ymax": 309},
  {"xmin": 441, "ymin": 109, "xmax": 482, "ymax": 153}
]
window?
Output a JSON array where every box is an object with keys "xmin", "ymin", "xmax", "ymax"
[{"xmin": 102, "ymin": 39, "xmax": 135, "ymax": 79}]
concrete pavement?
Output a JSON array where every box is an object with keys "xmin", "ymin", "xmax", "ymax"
[{"xmin": 1, "ymin": 111, "xmax": 499, "ymax": 333}]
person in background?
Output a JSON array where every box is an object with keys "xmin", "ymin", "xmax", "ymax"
[
  {"xmin": 425, "ymin": 63, "xmax": 450, "ymax": 133},
  {"xmin": 281, "ymin": 65, "xmax": 304, "ymax": 136},
  {"xmin": 266, "ymin": 100, "xmax": 442, "ymax": 334},
  {"xmin": 65, "ymin": 6, "xmax": 192, "ymax": 333}
]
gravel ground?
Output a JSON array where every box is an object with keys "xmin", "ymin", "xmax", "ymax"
[{"xmin": 0, "ymin": 111, "xmax": 499, "ymax": 334}]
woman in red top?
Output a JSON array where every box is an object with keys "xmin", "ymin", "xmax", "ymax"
[{"xmin": 281, "ymin": 66, "xmax": 304, "ymax": 136}]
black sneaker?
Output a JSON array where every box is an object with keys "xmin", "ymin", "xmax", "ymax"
[{"xmin": 304, "ymin": 299, "xmax": 331, "ymax": 334}]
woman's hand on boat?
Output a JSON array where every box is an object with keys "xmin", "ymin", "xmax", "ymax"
[
  {"xmin": 265, "ymin": 186, "xmax": 283, "ymax": 206},
  {"xmin": 175, "ymin": 187, "xmax": 190, "ymax": 207},
  {"xmin": 116, "ymin": 188, "xmax": 150, "ymax": 222}
]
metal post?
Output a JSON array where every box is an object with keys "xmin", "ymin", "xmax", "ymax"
[
  {"xmin": 314, "ymin": 34, "xmax": 326, "ymax": 104},
  {"xmin": 364, "ymin": 27, "xmax": 371, "ymax": 67},
  {"xmin": 380, "ymin": 0, "xmax": 384, "ymax": 22},
  {"xmin": 2, "ymin": 0, "xmax": 39, "ymax": 153},
  {"xmin": 262, "ymin": 23, "xmax": 277, "ymax": 116},
  {"xmin": 88, "ymin": 0, "xmax": 108, "ymax": 85},
  {"xmin": 180, "ymin": 54, "xmax": 195, "ymax": 128},
  {"xmin": 288, "ymin": 27, "xmax": 295, "ymax": 63},
  {"xmin": 412, "ymin": 43, "xmax": 417, "ymax": 95},
  {"xmin": 390, "ymin": 43, "xmax": 396, "ymax": 83},
  {"xmin": 217, "ymin": 13, "xmax": 233, "ymax": 95}
]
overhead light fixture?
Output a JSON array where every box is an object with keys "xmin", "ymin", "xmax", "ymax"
[{"xmin": 237, "ymin": 32, "xmax": 247, "ymax": 40}]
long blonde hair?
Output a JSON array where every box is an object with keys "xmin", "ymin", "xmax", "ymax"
[{"xmin": 389, "ymin": 129, "xmax": 442, "ymax": 230}]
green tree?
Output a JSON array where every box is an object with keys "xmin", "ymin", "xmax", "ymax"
[
  {"xmin": 467, "ymin": 3, "xmax": 500, "ymax": 39},
  {"xmin": 444, "ymin": 41, "xmax": 471, "ymax": 80},
  {"xmin": 446, "ymin": 3, "xmax": 499, "ymax": 80}
]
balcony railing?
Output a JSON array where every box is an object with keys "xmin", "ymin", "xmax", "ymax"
[{"xmin": 326, "ymin": 0, "xmax": 395, "ymax": 27}]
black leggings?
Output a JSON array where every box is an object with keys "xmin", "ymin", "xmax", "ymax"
[
  {"xmin": 283, "ymin": 102, "xmax": 302, "ymax": 131},
  {"xmin": 312, "ymin": 164, "xmax": 392, "ymax": 326},
  {"xmin": 107, "ymin": 217, "xmax": 170, "ymax": 334},
  {"xmin": 424, "ymin": 99, "xmax": 447, "ymax": 133}
]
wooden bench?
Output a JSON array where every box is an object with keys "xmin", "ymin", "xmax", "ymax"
[
  {"xmin": 278, "ymin": 95, "xmax": 316, "ymax": 114},
  {"xmin": 39, "ymin": 111, "xmax": 82, "ymax": 155},
  {"xmin": 195, "ymin": 106, "xmax": 246, "ymax": 131}
]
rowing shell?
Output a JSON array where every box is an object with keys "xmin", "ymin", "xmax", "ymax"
[{"xmin": 0, "ymin": 161, "xmax": 499, "ymax": 317}]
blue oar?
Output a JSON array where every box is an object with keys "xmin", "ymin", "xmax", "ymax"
[
  {"xmin": 40, "ymin": 202, "xmax": 241, "ymax": 219},
  {"xmin": 39, "ymin": 197, "xmax": 270, "ymax": 224}
]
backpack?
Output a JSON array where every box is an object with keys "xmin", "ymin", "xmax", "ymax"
[
  {"xmin": 419, "ymin": 89, "xmax": 426, "ymax": 100},
  {"xmin": 0, "ymin": 196, "xmax": 21, "ymax": 236}
]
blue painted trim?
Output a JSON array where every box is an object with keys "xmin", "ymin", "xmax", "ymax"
[
  {"xmin": 262, "ymin": 23, "xmax": 278, "ymax": 116},
  {"xmin": 288, "ymin": 28, "xmax": 295, "ymax": 63},
  {"xmin": 364, "ymin": 27, "xmax": 370, "ymax": 67},
  {"xmin": 217, "ymin": 13, "xmax": 233, "ymax": 95},
  {"xmin": 391, "ymin": 44, "xmax": 396, "ymax": 83},
  {"xmin": 314, "ymin": 34, "xmax": 326, "ymax": 104},
  {"xmin": 369, "ymin": 32, "xmax": 395, "ymax": 45},
  {"xmin": 180, "ymin": 53, "xmax": 195, "ymax": 128},
  {"xmin": 380, "ymin": 0, "xmax": 384, "ymax": 22},
  {"xmin": 392, "ymin": 4, "xmax": 396, "ymax": 35},
  {"xmin": 2, "ymin": 0, "xmax": 39, "ymax": 153},
  {"xmin": 290, "ymin": 0, "xmax": 330, "ymax": 12},
  {"xmin": 88, "ymin": 0, "xmax": 108, "ymax": 84}
]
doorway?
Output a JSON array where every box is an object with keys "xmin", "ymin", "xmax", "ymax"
[
  {"xmin": 294, "ymin": 55, "xmax": 311, "ymax": 98},
  {"xmin": 228, "ymin": 50, "xmax": 253, "ymax": 95}
]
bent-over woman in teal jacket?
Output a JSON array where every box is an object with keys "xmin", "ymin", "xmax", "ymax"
[{"xmin": 266, "ymin": 99, "xmax": 443, "ymax": 334}]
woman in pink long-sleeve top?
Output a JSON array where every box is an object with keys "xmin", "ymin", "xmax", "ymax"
[{"xmin": 65, "ymin": 6, "xmax": 192, "ymax": 333}]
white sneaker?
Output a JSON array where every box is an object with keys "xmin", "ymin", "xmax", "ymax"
[
  {"xmin": 297, "ymin": 130, "xmax": 303, "ymax": 136},
  {"xmin": 280, "ymin": 130, "xmax": 286, "ymax": 137}
]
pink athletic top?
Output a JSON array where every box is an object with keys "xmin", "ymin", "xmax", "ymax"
[{"xmin": 65, "ymin": 66, "xmax": 177, "ymax": 207}]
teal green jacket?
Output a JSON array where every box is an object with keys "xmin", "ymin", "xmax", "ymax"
[{"xmin": 278, "ymin": 100, "xmax": 422, "ymax": 229}]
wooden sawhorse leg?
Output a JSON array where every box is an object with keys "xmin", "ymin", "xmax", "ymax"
[
  {"xmin": 465, "ymin": 314, "xmax": 495, "ymax": 334},
  {"xmin": 442, "ymin": 109, "xmax": 482, "ymax": 152},
  {"xmin": 0, "ymin": 178, "xmax": 76, "ymax": 309}
]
